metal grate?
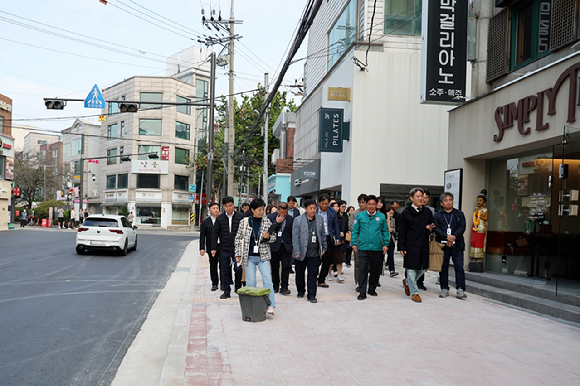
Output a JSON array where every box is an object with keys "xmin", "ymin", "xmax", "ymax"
[
  {"xmin": 487, "ymin": 8, "xmax": 510, "ymax": 83},
  {"xmin": 550, "ymin": 0, "xmax": 579, "ymax": 51}
]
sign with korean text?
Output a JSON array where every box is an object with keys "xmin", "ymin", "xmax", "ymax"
[
  {"xmin": 318, "ymin": 108, "xmax": 343, "ymax": 153},
  {"xmin": 161, "ymin": 146, "xmax": 170, "ymax": 160},
  {"xmin": 5, "ymin": 157, "xmax": 14, "ymax": 180},
  {"xmin": 188, "ymin": 184, "xmax": 196, "ymax": 192},
  {"xmin": 98, "ymin": 115, "xmax": 106, "ymax": 122},
  {"xmin": 328, "ymin": 87, "xmax": 351, "ymax": 101},
  {"xmin": 88, "ymin": 159, "xmax": 100, "ymax": 164},
  {"xmin": 131, "ymin": 160, "xmax": 169, "ymax": 174},
  {"xmin": 420, "ymin": 0, "xmax": 468, "ymax": 105}
]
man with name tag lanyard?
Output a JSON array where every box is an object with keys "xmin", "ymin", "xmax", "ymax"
[
  {"xmin": 267, "ymin": 202, "xmax": 294, "ymax": 295},
  {"xmin": 433, "ymin": 192, "xmax": 467, "ymax": 299}
]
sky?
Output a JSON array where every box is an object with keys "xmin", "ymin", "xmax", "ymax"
[{"xmin": 0, "ymin": 0, "xmax": 308, "ymax": 134}]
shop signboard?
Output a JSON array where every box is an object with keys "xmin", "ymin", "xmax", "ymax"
[
  {"xmin": 5, "ymin": 157, "xmax": 14, "ymax": 180},
  {"xmin": 443, "ymin": 168, "xmax": 463, "ymax": 209},
  {"xmin": 318, "ymin": 108, "xmax": 343, "ymax": 153},
  {"xmin": 135, "ymin": 191, "xmax": 162, "ymax": 202},
  {"xmin": 105, "ymin": 192, "xmax": 116, "ymax": 201},
  {"xmin": 161, "ymin": 146, "xmax": 170, "ymax": 160},
  {"xmin": 131, "ymin": 160, "xmax": 169, "ymax": 174},
  {"xmin": 420, "ymin": 0, "xmax": 468, "ymax": 105}
]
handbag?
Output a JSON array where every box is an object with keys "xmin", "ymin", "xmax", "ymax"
[
  {"xmin": 428, "ymin": 241, "xmax": 445, "ymax": 272},
  {"xmin": 345, "ymin": 232, "xmax": 352, "ymax": 241}
]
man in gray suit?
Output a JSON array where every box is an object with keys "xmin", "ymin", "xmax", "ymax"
[{"xmin": 292, "ymin": 198, "xmax": 327, "ymax": 303}]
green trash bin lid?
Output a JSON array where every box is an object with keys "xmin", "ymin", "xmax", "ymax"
[{"xmin": 237, "ymin": 286, "xmax": 271, "ymax": 296}]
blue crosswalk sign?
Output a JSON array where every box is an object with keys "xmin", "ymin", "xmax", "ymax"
[{"xmin": 84, "ymin": 84, "xmax": 106, "ymax": 109}]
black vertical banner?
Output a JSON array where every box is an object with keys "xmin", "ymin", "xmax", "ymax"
[{"xmin": 420, "ymin": 0, "xmax": 469, "ymax": 105}]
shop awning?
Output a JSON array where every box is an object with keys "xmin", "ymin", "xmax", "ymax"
[{"xmin": 172, "ymin": 203, "xmax": 192, "ymax": 208}]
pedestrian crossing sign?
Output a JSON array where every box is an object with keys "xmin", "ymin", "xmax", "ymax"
[{"xmin": 84, "ymin": 84, "xmax": 106, "ymax": 109}]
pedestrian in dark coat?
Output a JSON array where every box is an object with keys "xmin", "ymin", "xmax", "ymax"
[
  {"xmin": 398, "ymin": 187, "xmax": 435, "ymax": 303},
  {"xmin": 267, "ymin": 202, "xmax": 294, "ymax": 295},
  {"xmin": 200, "ymin": 202, "xmax": 221, "ymax": 291}
]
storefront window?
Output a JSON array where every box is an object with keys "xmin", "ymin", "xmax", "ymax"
[
  {"xmin": 137, "ymin": 206, "xmax": 161, "ymax": 225},
  {"xmin": 172, "ymin": 207, "xmax": 189, "ymax": 225}
]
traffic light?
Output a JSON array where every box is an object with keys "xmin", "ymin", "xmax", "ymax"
[
  {"xmin": 121, "ymin": 156, "xmax": 131, "ymax": 162},
  {"xmin": 148, "ymin": 153, "xmax": 159, "ymax": 159},
  {"xmin": 92, "ymin": 174, "xmax": 96, "ymax": 182},
  {"xmin": 119, "ymin": 102, "xmax": 138, "ymax": 113},
  {"xmin": 45, "ymin": 100, "xmax": 66, "ymax": 110}
]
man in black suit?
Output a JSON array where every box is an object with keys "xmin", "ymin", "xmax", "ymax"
[
  {"xmin": 200, "ymin": 202, "xmax": 221, "ymax": 291},
  {"xmin": 287, "ymin": 196, "xmax": 301, "ymax": 218},
  {"xmin": 211, "ymin": 196, "xmax": 245, "ymax": 299},
  {"xmin": 267, "ymin": 202, "xmax": 294, "ymax": 295}
]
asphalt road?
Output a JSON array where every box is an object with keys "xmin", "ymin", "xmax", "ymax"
[{"xmin": 0, "ymin": 227, "xmax": 196, "ymax": 386}]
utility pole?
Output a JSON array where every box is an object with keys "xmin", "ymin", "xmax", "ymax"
[
  {"xmin": 262, "ymin": 73, "xmax": 269, "ymax": 201},
  {"xmin": 206, "ymin": 52, "xmax": 216, "ymax": 205},
  {"xmin": 78, "ymin": 133, "xmax": 85, "ymax": 215},
  {"xmin": 226, "ymin": 0, "xmax": 236, "ymax": 197}
]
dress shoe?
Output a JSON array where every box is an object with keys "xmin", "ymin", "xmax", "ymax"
[
  {"xmin": 211, "ymin": 285, "xmax": 218, "ymax": 291},
  {"xmin": 289, "ymin": 268, "xmax": 295, "ymax": 274},
  {"xmin": 219, "ymin": 293, "xmax": 231, "ymax": 299},
  {"xmin": 368, "ymin": 291, "xmax": 378, "ymax": 297},
  {"xmin": 307, "ymin": 297, "xmax": 318, "ymax": 303},
  {"xmin": 402, "ymin": 279, "xmax": 410, "ymax": 296},
  {"xmin": 280, "ymin": 289, "xmax": 291, "ymax": 295},
  {"xmin": 317, "ymin": 283, "xmax": 329, "ymax": 288},
  {"xmin": 357, "ymin": 294, "xmax": 366, "ymax": 300},
  {"xmin": 274, "ymin": 288, "xmax": 279, "ymax": 293},
  {"xmin": 418, "ymin": 283, "xmax": 427, "ymax": 291},
  {"xmin": 412, "ymin": 294, "xmax": 422, "ymax": 303},
  {"xmin": 297, "ymin": 292, "xmax": 305, "ymax": 298},
  {"xmin": 376, "ymin": 282, "xmax": 381, "ymax": 287}
]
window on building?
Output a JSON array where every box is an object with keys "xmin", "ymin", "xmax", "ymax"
[
  {"xmin": 106, "ymin": 175, "xmax": 116, "ymax": 190},
  {"xmin": 72, "ymin": 160, "xmax": 81, "ymax": 175},
  {"xmin": 177, "ymin": 96, "xmax": 191, "ymax": 115},
  {"xmin": 107, "ymin": 148, "xmax": 117, "ymax": 165},
  {"xmin": 175, "ymin": 121, "xmax": 190, "ymax": 140},
  {"xmin": 107, "ymin": 124, "xmax": 117, "ymax": 140},
  {"xmin": 118, "ymin": 173, "xmax": 128, "ymax": 189},
  {"xmin": 138, "ymin": 145, "xmax": 161, "ymax": 160},
  {"xmin": 121, "ymin": 121, "xmax": 125, "ymax": 137},
  {"xmin": 384, "ymin": 0, "xmax": 422, "ymax": 36},
  {"xmin": 140, "ymin": 92, "xmax": 163, "ymax": 110},
  {"xmin": 174, "ymin": 174, "xmax": 189, "ymax": 190},
  {"xmin": 52, "ymin": 149, "xmax": 58, "ymax": 158},
  {"xmin": 39, "ymin": 150, "xmax": 46, "ymax": 161},
  {"xmin": 328, "ymin": 0, "xmax": 357, "ymax": 71},
  {"xmin": 108, "ymin": 100, "xmax": 119, "ymax": 115},
  {"xmin": 38, "ymin": 140, "xmax": 47, "ymax": 145},
  {"xmin": 175, "ymin": 147, "xmax": 190, "ymax": 165},
  {"xmin": 73, "ymin": 138, "xmax": 82, "ymax": 155},
  {"xmin": 139, "ymin": 119, "xmax": 162, "ymax": 136},
  {"xmin": 511, "ymin": 0, "xmax": 551, "ymax": 70},
  {"xmin": 137, "ymin": 174, "xmax": 160, "ymax": 188}
]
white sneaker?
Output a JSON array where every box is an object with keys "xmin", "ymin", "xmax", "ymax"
[
  {"xmin": 337, "ymin": 275, "xmax": 344, "ymax": 282},
  {"xmin": 328, "ymin": 275, "xmax": 333, "ymax": 281},
  {"xmin": 333, "ymin": 271, "xmax": 338, "ymax": 277},
  {"xmin": 456, "ymin": 288, "xmax": 467, "ymax": 299}
]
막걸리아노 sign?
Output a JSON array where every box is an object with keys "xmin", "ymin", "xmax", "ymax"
[
  {"xmin": 420, "ymin": 0, "xmax": 468, "ymax": 105},
  {"xmin": 318, "ymin": 108, "xmax": 343, "ymax": 153}
]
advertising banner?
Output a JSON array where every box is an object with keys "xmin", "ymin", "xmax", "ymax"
[
  {"xmin": 420, "ymin": 0, "xmax": 468, "ymax": 105},
  {"xmin": 318, "ymin": 108, "xmax": 343, "ymax": 153}
]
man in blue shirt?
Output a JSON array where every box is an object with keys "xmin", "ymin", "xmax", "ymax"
[{"xmin": 316, "ymin": 193, "xmax": 341, "ymax": 287}]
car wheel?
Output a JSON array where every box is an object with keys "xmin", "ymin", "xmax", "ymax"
[
  {"xmin": 120, "ymin": 240, "xmax": 128, "ymax": 256},
  {"xmin": 76, "ymin": 245, "xmax": 85, "ymax": 255},
  {"xmin": 132, "ymin": 236, "xmax": 137, "ymax": 251}
]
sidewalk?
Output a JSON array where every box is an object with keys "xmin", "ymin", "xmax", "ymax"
[{"xmin": 113, "ymin": 240, "xmax": 580, "ymax": 386}]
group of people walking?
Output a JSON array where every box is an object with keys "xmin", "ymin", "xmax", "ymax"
[{"xmin": 199, "ymin": 188, "xmax": 468, "ymax": 317}]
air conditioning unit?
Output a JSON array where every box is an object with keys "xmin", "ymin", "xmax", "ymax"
[{"xmin": 271, "ymin": 149, "xmax": 280, "ymax": 165}]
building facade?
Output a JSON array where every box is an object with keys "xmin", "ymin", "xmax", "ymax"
[
  {"xmin": 292, "ymin": 0, "xmax": 451, "ymax": 205},
  {"xmin": 61, "ymin": 119, "xmax": 101, "ymax": 213},
  {"xmin": 448, "ymin": 0, "xmax": 580, "ymax": 293},
  {"xmin": 0, "ymin": 93, "xmax": 12, "ymax": 136},
  {"xmin": 98, "ymin": 76, "xmax": 206, "ymax": 228},
  {"xmin": 22, "ymin": 132, "xmax": 60, "ymax": 156},
  {"xmin": 0, "ymin": 133, "xmax": 15, "ymax": 230}
]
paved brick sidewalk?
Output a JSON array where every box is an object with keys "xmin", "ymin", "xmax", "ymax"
[{"xmin": 185, "ymin": 255, "xmax": 580, "ymax": 386}]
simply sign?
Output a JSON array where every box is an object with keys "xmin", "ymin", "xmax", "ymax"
[
  {"xmin": 84, "ymin": 84, "xmax": 106, "ymax": 109},
  {"xmin": 420, "ymin": 0, "xmax": 468, "ymax": 105},
  {"xmin": 318, "ymin": 108, "xmax": 343, "ymax": 153}
]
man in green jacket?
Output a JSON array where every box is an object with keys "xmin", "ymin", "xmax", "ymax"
[{"xmin": 352, "ymin": 194, "xmax": 390, "ymax": 300}]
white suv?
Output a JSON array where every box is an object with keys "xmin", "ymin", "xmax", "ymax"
[{"xmin": 76, "ymin": 215, "xmax": 137, "ymax": 255}]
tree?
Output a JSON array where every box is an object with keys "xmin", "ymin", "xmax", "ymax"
[
  {"xmin": 14, "ymin": 151, "xmax": 60, "ymax": 208},
  {"xmin": 191, "ymin": 85, "xmax": 297, "ymax": 200}
]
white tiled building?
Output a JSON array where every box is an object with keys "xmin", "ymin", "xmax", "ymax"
[
  {"xmin": 292, "ymin": 0, "xmax": 453, "ymax": 204},
  {"xmin": 98, "ymin": 74, "xmax": 209, "ymax": 228}
]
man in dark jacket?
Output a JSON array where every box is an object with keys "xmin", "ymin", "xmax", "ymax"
[
  {"xmin": 398, "ymin": 188, "xmax": 435, "ymax": 303},
  {"xmin": 433, "ymin": 192, "xmax": 467, "ymax": 299},
  {"xmin": 287, "ymin": 196, "xmax": 301, "ymax": 218},
  {"xmin": 200, "ymin": 202, "xmax": 221, "ymax": 291},
  {"xmin": 316, "ymin": 193, "xmax": 341, "ymax": 287},
  {"xmin": 267, "ymin": 202, "xmax": 293, "ymax": 295},
  {"xmin": 211, "ymin": 196, "xmax": 245, "ymax": 299}
]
